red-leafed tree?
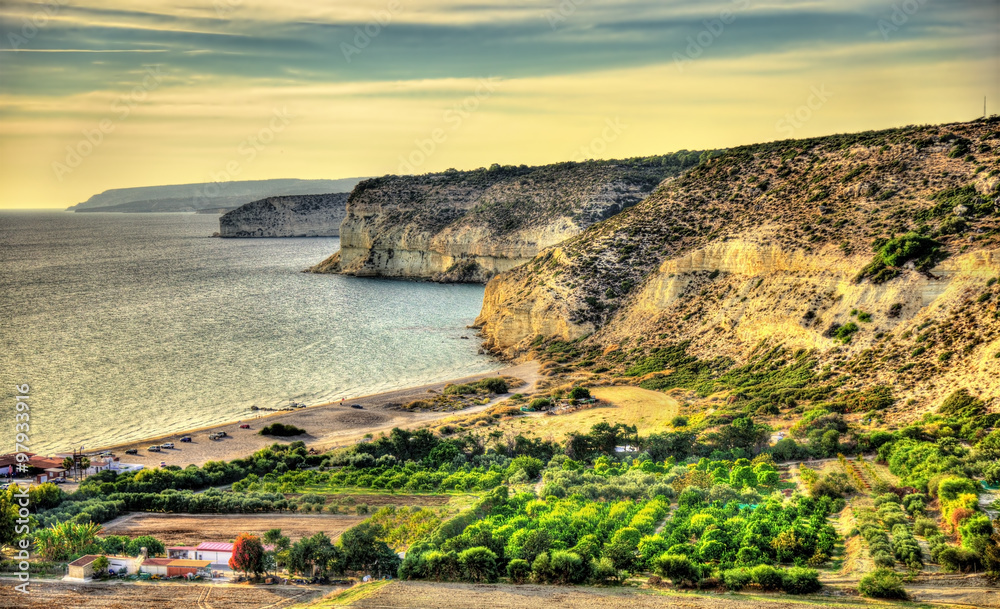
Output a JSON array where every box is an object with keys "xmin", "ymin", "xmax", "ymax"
[{"xmin": 229, "ymin": 532, "xmax": 265, "ymax": 578}]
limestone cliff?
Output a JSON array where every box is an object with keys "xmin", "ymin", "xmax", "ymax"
[
  {"xmin": 476, "ymin": 119, "xmax": 1000, "ymax": 407},
  {"xmin": 219, "ymin": 193, "xmax": 348, "ymax": 237},
  {"xmin": 308, "ymin": 154, "xmax": 705, "ymax": 282}
]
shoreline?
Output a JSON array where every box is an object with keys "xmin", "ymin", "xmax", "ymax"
[{"xmin": 84, "ymin": 361, "xmax": 540, "ymax": 468}]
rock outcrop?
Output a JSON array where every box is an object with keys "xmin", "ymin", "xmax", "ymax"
[
  {"xmin": 308, "ymin": 154, "xmax": 705, "ymax": 282},
  {"xmin": 219, "ymin": 193, "xmax": 349, "ymax": 237},
  {"xmin": 476, "ymin": 119, "xmax": 1000, "ymax": 406}
]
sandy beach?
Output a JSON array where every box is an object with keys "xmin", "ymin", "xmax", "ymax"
[{"xmin": 88, "ymin": 361, "xmax": 540, "ymax": 468}]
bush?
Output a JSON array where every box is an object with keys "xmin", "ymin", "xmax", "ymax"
[
  {"xmin": 569, "ymin": 386, "xmax": 591, "ymax": 400},
  {"xmin": 653, "ymin": 553, "xmax": 701, "ymax": 587},
  {"xmin": 506, "ymin": 558, "xmax": 530, "ymax": 583},
  {"xmin": 913, "ymin": 517, "xmax": 938, "ymax": 537},
  {"xmin": 750, "ymin": 564, "xmax": 783, "ymax": 590},
  {"xmin": 782, "ymin": 567, "xmax": 821, "ymax": 594},
  {"xmin": 458, "ymin": 546, "xmax": 498, "ymax": 583},
  {"xmin": 721, "ymin": 567, "xmax": 752, "ymax": 590},
  {"xmin": 259, "ymin": 423, "xmax": 306, "ymax": 437},
  {"xmin": 671, "ymin": 416, "xmax": 688, "ymax": 427},
  {"xmin": 477, "ymin": 378, "xmax": 509, "ymax": 394},
  {"xmin": 529, "ymin": 398, "xmax": 552, "ymax": 410},
  {"xmin": 858, "ymin": 568, "xmax": 907, "ymax": 599},
  {"xmin": 549, "ymin": 550, "xmax": 586, "ymax": 584}
]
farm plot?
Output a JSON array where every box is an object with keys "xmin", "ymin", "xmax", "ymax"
[
  {"xmin": 0, "ymin": 579, "xmax": 332, "ymax": 609},
  {"xmin": 102, "ymin": 513, "xmax": 366, "ymax": 546},
  {"xmin": 341, "ymin": 581, "xmax": 879, "ymax": 609}
]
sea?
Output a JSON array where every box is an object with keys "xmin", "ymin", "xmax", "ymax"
[{"xmin": 0, "ymin": 211, "xmax": 497, "ymax": 454}]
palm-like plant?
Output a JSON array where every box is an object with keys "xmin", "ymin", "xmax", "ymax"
[{"xmin": 33, "ymin": 521, "xmax": 103, "ymax": 560}]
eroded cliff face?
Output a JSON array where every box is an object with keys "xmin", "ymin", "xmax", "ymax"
[
  {"xmin": 477, "ymin": 119, "xmax": 1000, "ymax": 406},
  {"xmin": 219, "ymin": 193, "xmax": 348, "ymax": 237},
  {"xmin": 309, "ymin": 155, "xmax": 704, "ymax": 281}
]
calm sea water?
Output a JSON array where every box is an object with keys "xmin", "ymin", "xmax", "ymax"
[{"xmin": 0, "ymin": 211, "xmax": 496, "ymax": 454}]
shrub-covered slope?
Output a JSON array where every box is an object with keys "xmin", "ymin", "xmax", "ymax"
[{"xmin": 477, "ymin": 118, "xmax": 1000, "ymax": 409}]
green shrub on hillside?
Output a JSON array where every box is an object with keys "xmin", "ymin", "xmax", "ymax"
[
  {"xmin": 858, "ymin": 568, "xmax": 907, "ymax": 599},
  {"xmin": 855, "ymin": 232, "xmax": 948, "ymax": 284},
  {"xmin": 259, "ymin": 423, "xmax": 306, "ymax": 437}
]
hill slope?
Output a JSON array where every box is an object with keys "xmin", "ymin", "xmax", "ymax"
[
  {"xmin": 476, "ymin": 118, "xmax": 1000, "ymax": 410},
  {"xmin": 308, "ymin": 154, "xmax": 706, "ymax": 282},
  {"xmin": 218, "ymin": 193, "xmax": 349, "ymax": 237}
]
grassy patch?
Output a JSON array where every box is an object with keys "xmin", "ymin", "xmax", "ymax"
[{"xmin": 296, "ymin": 581, "xmax": 391, "ymax": 608}]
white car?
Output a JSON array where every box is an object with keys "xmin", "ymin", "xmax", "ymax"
[{"xmin": 161, "ymin": 442, "xmax": 175, "ymax": 449}]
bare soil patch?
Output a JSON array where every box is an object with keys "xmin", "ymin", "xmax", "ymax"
[
  {"xmin": 0, "ymin": 578, "xmax": 333, "ymax": 609},
  {"xmin": 331, "ymin": 411, "xmax": 391, "ymax": 427},
  {"xmin": 347, "ymin": 581, "xmax": 876, "ymax": 609},
  {"xmin": 101, "ymin": 513, "xmax": 366, "ymax": 546}
]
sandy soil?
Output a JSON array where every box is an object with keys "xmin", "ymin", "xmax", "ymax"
[
  {"xmin": 100, "ymin": 512, "xmax": 367, "ymax": 546},
  {"xmin": 469, "ymin": 385, "xmax": 680, "ymax": 442},
  {"xmin": 0, "ymin": 578, "xmax": 335, "ymax": 609},
  {"xmin": 89, "ymin": 362, "xmax": 540, "ymax": 468}
]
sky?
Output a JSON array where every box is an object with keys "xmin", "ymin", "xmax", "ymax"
[{"xmin": 0, "ymin": 0, "xmax": 997, "ymax": 209}]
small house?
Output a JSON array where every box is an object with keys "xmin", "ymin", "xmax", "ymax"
[
  {"xmin": 167, "ymin": 546, "xmax": 198, "ymax": 560},
  {"xmin": 36, "ymin": 468, "xmax": 67, "ymax": 484},
  {"xmin": 141, "ymin": 557, "xmax": 211, "ymax": 577},
  {"xmin": 66, "ymin": 555, "xmax": 100, "ymax": 581}
]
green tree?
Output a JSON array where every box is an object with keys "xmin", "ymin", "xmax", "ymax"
[
  {"xmin": 340, "ymin": 522, "xmax": 400, "ymax": 577},
  {"xmin": 91, "ymin": 555, "xmax": 109, "ymax": 578},
  {"xmin": 458, "ymin": 546, "xmax": 498, "ymax": 582},
  {"xmin": 604, "ymin": 527, "xmax": 641, "ymax": 573},
  {"xmin": 653, "ymin": 553, "xmax": 701, "ymax": 587},
  {"xmin": 126, "ymin": 535, "xmax": 165, "ymax": 557}
]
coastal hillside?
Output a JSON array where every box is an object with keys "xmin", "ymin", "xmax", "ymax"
[
  {"xmin": 69, "ymin": 178, "xmax": 365, "ymax": 213},
  {"xmin": 308, "ymin": 154, "xmax": 706, "ymax": 282},
  {"xmin": 476, "ymin": 118, "xmax": 1000, "ymax": 410},
  {"xmin": 218, "ymin": 193, "xmax": 348, "ymax": 237}
]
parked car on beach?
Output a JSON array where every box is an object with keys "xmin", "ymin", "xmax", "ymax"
[
  {"xmin": 350, "ymin": 404, "xmax": 364, "ymax": 409},
  {"xmin": 147, "ymin": 445, "xmax": 161, "ymax": 452},
  {"xmin": 239, "ymin": 424, "xmax": 250, "ymax": 429},
  {"xmin": 125, "ymin": 449, "xmax": 138, "ymax": 455},
  {"xmin": 161, "ymin": 442, "xmax": 174, "ymax": 449},
  {"xmin": 180, "ymin": 436, "xmax": 192, "ymax": 442}
]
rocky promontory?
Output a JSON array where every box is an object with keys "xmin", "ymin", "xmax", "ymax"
[
  {"xmin": 219, "ymin": 193, "xmax": 349, "ymax": 237},
  {"xmin": 308, "ymin": 154, "xmax": 705, "ymax": 282}
]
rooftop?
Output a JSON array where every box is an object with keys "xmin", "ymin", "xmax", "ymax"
[
  {"xmin": 169, "ymin": 560, "xmax": 212, "ymax": 568},
  {"xmin": 196, "ymin": 542, "xmax": 233, "ymax": 552},
  {"xmin": 68, "ymin": 555, "xmax": 100, "ymax": 567}
]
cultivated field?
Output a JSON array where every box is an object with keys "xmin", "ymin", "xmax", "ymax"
[
  {"xmin": 101, "ymin": 513, "xmax": 366, "ymax": 546},
  {"xmin": 333, "ymin": 581, "xmax": 881, "ymax": 609},
  {"xmin": 481, "ymin": 386, "xmax": 680, "ymax": 441},
  {"xmin": 0, "ymin": 579, "xmax": 334, "ymax": 609}
]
